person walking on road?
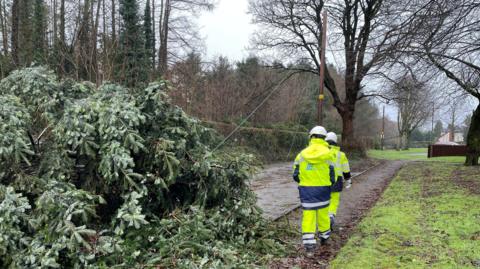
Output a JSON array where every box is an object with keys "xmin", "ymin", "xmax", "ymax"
[
  {"xmin": 325, "ymin": 132, "xmax": 351, "ymax": 228},
  {"xmin": 293, "ymin": 126, "xmax": 336, "ymax": 257}
]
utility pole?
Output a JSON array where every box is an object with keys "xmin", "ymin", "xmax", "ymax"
[
  {"xmin": 431, "ymin": 102, "xmax": 435, "ymax": 143},
  {"xmin": 381, "ymin": 106, "xmax": 385, "ymax": 150},
  {"xmin": 318, "ymin": 10, "xmax": 327, "ymax": 125}
]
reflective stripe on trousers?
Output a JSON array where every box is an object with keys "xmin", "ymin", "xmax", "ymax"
[
  {"xmin": 302, "ymin": 200, "xmax": 330, "ymax": 209},
  {"xmin": 302, "ymin": 233, "xmax": 316, "ymax": 246},
  {"xmin": 318, "ymin": 230, "xmax": 331, "ymax": 239}
]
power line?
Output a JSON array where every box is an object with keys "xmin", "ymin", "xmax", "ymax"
[
  {"xmin": 327, "ymin": 38, "xmax": 342, "ymax": 69},
  {"xmin": 204, "ymin": 121, "xmax": 308, "ymax": 135},
  {"xmin": 212, "ymin": 71, "xmax": 299, "ymax": 152}
]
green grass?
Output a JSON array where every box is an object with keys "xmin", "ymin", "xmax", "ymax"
[
  {"xmin": 368, "ymin": 148, "xmax": 465, "ymax": 163},
  {"xmin": 330, "ymin": 163, "xmax": 480, "ymax": 269}
]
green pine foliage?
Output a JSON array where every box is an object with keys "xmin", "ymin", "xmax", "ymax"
[
  {"xmin": 117, "ymin": 0, "xmax": 148, "ymax": 88},
  {"xmin": 0, "ymin": 67, "xmax": 286, "ymax": 268}
]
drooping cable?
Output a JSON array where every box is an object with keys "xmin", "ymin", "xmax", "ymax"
[{"xmin": 212, "ymin": 71, "xmax": 299, "ymax": 152}]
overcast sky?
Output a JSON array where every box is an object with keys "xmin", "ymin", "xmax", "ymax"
[
  {"xmin": 198, "ymin": 0, "xmax": 477, "ymax": 126},
  {"xmin": 199, "ymin": 0, "xmax": 255, "ymax": 61}
]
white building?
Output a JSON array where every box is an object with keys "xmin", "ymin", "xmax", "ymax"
[{"xmin": 436, "ymin": 132, "xmax": 464, "ymax": 144}]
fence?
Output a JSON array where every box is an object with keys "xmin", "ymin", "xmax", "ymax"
[{"xmin": 428, "ymin": 144, "xmax": 467, "ymax": 158}]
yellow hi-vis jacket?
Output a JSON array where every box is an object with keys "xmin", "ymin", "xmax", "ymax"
[
  {"xmin": 329, "ymin": 145, "xmax": 351, "ymax": 192},
  {"xmin": 293, "ymin": 138, "xmax": 336, "ymax": 210}
]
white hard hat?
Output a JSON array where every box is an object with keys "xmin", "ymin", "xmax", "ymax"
[
  {"xmin": 326, "ymin": 132, "xmax": 338, "ymax": 143},
  {"xmin": 309, "ymin": 126, "xmax": 327, "ymax": 137}
]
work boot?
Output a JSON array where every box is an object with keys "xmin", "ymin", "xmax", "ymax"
[
  {"xmin": 304, "ymin": 245, "xmax": 316, "ymax": 258},
  {"xmin": 329, "ymin": 214, "xmax": 335, "ymax": 230},
  {"xmin": 318, "ymin": 230, "xmax": 331, "ymax": 246}
]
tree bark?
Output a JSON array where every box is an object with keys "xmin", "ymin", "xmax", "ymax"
[
  {"xmin": 59, "ymin": 0, "xmax": 64, "ymax": 42},
  {"xmin": 338, "ymin": 106, "xmax": 356, "ymax": 148},
  {"xmin": 152, "ymin": 0, "xmax": 156, "ymax": 68},
  {"xmin": 158, "ymin": 0, "xmax": 170, "ymax": 77},
  {"xmin": 111, "ymin": 0, "xmax": 116, "ymax": 41},
  {"xmin": 52, "ymin": 0, "xmax": 57, "ymax": 47},
  {"xmin": 404, "ymin": 133, "xmax": 410, "ymax": 150},
  {"xmin": 58, "ymin": 0, "xmax": 66, "ymax": 76},
  {"xmin": 0, "ymin": 0, "xmax": 8, "ymax": 55},
  {"xmin": 74, "ymin": 0, "xmax": 92, "ymax": 80},
  {"xmin": 465, "ymin": 102, "xmax": 480, "ymax": 166},
  {"xmin": 92, "ymin": 0, "xmax": 101, "ymax": 84},
  {"xmin": 11, "ymin": 0, "xmax": 20, "ymax": 66}
]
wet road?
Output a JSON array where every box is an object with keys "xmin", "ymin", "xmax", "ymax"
[{"xmin": 251, "ymin": 162, "xmax": 363, "ymax": 220}]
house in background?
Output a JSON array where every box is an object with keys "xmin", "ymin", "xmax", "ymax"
[{"xmin": 436, "ymin": 131, "xmax": 464, "ymax": 145}]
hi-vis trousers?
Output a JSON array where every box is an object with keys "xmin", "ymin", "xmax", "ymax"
[
  {"xmin": 298, "ymin": 186, "xmax": 331, "ymax": 247},
  {"xmin": 329, "ymin": 192, "xmax": 341, "ymax": 216},
  {"xmin": 301, "ymin": 207, "xmax": 331, "ymax": 247}
]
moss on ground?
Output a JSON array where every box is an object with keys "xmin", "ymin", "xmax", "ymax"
[
  {"xmin": 330, "ymin": 163, "xmax": 480, "ymax": 269},
  {"xmin": 368, "ymin": 148, "xmax": 465, "ymax": 163}
]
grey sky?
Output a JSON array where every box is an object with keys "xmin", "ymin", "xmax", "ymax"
[
  {"xmin": 198, "ymin": 0, "xmax": 476, "ymax": 127},
  {"xmin": 199, "ymin": 0, "xmax": 255, "ymax": 61},
  {"xmin": 197, "ymin": 1, "xmax": 398, "ymax": 122}
]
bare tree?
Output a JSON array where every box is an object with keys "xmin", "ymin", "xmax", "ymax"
[
  {"xmin": 388, "ymin": 74, "xmax": 432, "ymax": 149},
  {"xmin": 156, "ymin": 0, "xmax": 214, "ymax": 77},
  {"xmin": 401, "ymin": 0, "xmax": 480, "ymax": 165},
  {"xmin": 249, "ymin": 0, "xmax": 411, "ymax": 147}
]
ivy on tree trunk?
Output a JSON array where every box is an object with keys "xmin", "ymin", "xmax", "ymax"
[{"xmin": 465, "ymin": 103, "xmax": 480, "ymax": 166}]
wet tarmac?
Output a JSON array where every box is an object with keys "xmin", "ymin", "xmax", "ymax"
[{"xmin": 251, "ymin": 162, "xmax": 363, "ymax": 220}]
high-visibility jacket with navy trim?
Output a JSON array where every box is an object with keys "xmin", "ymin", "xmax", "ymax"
[
  {"xmin": 293, "ymin": 138, "xmax": 336, "ymax": 210},
  {"xmin": 330, "ymin": 145, "xmax": 351, "ymax": 192}
]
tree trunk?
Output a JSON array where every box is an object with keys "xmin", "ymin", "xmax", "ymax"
[
  {"xmin": 339, "ymin": 107, "xmax": 356, "ymax": 148},
  {"xmin": 75, "ymin": 0, "xmax": 92, "ymax": 80},
  {"xmin": 403, "ymin": 133, "xmax": 410, "ymax": 150},
  {"xmin": 158, "ymin": 0, "xmax": 170, "ymax": 77},
  {"xmin": 92, "ymin": 0, "xmax": 101, "ymax": 84},
  {"xmin": 11, "ymin": 0, "xmax": 20, "ymax": 66},
  {"xmin": 102, "ymin": 0, "xmax": 106, "ymax": 81},
  {"xmin": 111, "ymin": 0, "xmax": 116, "ymax": 41},
  {"xmin": 0, "ymin": 0, "xmax": 8, "ymax": 55},
  {"xmin": 58, "ymin": 0, "xmax": 65, "ymax": 76},
  {"xmin": 18, "ymin": 0, "xmax": 32, "ymax": 65},
  {"xmin": 151, "ymin": 0, "xmax": 156, "ymax": 68},
  {"xmin": 59, "ymin": 0, "xmax": 65, "ymax": 42},
  {"xmin": 396, "ymin": 132, "xmax": 403, "ymax": 151},
  {"xmin": 465, "ymin": 102, "xmax": 480, "ymax": 166},
  {"xmin": 52, "ymin": 0, "xmax": 57, "ymax": 44}
]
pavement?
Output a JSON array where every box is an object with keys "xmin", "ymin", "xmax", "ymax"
[{"xmin": 251, "ymin": 162, "xmax": 363, "ymax": 221}]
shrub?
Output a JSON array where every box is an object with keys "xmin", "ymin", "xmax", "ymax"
[{"xmin": 0, "ymin": 67, "xmax": 286, "ymax": 268}]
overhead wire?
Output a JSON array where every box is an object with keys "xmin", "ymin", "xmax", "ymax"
[
  {"xmin": 285, "ymin": 84, "xmax": 312, "ymax": 159},
  {"xmin": 327, "ymin": 36, "xmax": 343, "ymax": 70},
  {"xmin": 212, "ymin": 71, "xmax": 299, "ymax": 152}
]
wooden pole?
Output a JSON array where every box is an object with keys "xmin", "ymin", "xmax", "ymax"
[
  {"xmin": 431, "ymin": 102, "xmax": 435, "ymax": 143},
  {"xmin": 381, "ymin": 105, "xmax": 385, "ymax": 150},
  {"xmin": 318, "ymin": 10, "xmax": 327, "ymax": 125}
]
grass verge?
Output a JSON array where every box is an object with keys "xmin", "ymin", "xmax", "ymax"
[
  {"xmin": 368, "ymin": 148, "xmax": 465, "ymax": 163},
  {"xmin": 330, "ymin": 162, "xmax": 480, "ymax": 268}
]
